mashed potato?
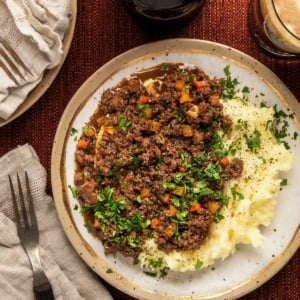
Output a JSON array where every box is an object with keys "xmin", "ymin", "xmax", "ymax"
[{"xmin": 139, "ymin": 96, "xmax": 292, "ymax": 272}]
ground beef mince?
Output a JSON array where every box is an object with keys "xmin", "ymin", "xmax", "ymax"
[{"xmin": 74, "ymin": 63, "xmax": 243, "ymax": 259}]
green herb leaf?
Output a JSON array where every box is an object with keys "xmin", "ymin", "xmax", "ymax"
[
  {"xmin": 280, "ymin": 178, "xmax": 288, "ymax": 186},
  {"xmin": 231, "ymin": 187, "xmax": 245, "ymax": 201},
  {"xmin": 117, "ymin": 115, "xmax": 132, "ymax": 131},
  {"xmin": 244, "ymin": 129, "xmax": 261, "ymax": 152},
  {"xmin": 68, "ymin": 184, "xmax": 78, "ymax": 198},
  {"xmin": 221, "ymin": 65, "xmax": 239, "ymax": 100},
  {"xmin": 195, "ymin": 259, "xmax": 203, "ymax": 269}
]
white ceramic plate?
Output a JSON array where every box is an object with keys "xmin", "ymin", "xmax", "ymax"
[
  {"xmin": 51, "ymin": 39, "xmax": 300, "ymax": 300},
  {"xmin": 0, "ymin": 0, "xmax": 77, "ymax": 127}
]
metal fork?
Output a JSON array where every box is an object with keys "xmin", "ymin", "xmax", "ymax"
[
  {"xmin": 8, "ymin": 172, "xmax": 54, "ymax": 300},
  {"xmin": 0, "ymin": 37, "xmax": 32, "ymax": 85}
]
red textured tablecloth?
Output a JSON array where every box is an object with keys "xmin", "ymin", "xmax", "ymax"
[{"xmin": 0, "ymin": 0, "xmax": 299, "ymax": 299}]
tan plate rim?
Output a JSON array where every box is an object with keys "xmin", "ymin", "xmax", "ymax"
[
  {"xmin": 0, "ymin": 0, "xmax": 77, "ymax": 127},
  {"xmin": 51, "ymin": 38, "xmax": 300, "ymax": 300}
]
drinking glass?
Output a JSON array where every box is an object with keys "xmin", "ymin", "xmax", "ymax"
[
  {"xmin": 248, "ymin": 0, "xmax": 300, "ymax": 58},
  {"xmin": 122, "ymin": 0, "xmax": 207, "ymax": 26}
]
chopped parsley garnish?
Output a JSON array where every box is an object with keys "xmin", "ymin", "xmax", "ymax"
[
  {"xmin": 81, "ymin": 187, "xmax": 150, "ymax": 250},
  {"xmin": 84, "ymin": 223, "xmax": 91, "ymax": 232},
  {"xmin": 70, "ymin": 127, "xmax": 78, "ymax": 141},
  {"xmin": 195, "ymin": 259, "xmax": 203, "ymax": 269},
  {"xmin": 68, "ymin": 184, "xmax": 78, "ymax": 198},
  {"xmin": 160, "ymin": 63, "xmax": 168, "ymax": 71},
  {"xmin": 221, "ymin": 65, "xmax": 239, "ymax": 99},
  {"xmin": 143, "ymin": 257, "xmax": 169, "ymax": 278},
  {"xmin": 243, "ymin": 129, "xmax": 261, "ymax": 152},
  {"xmin": 280, "ymin": 178, "xmax": 288, "ymax": 186},
  {"xmin": 117, "ymin": 115, "xmax": 132, "ymax": 131},
  {"xmin": 82, "ymin": 125, "xmax": 88, "ymax": 134},
  {"xmin": 231, "ymin": 187, "xmax": 245, "ymax": 201},
  {"xmin": 270, "ymin": 105, "xmax": 293, "ymax": 149},
  {"xmin": 213, "ymin": 209, "xmax": 225, "ymax": 223},
  {"xmin": 242, "ymin": 86, "xmax": 250, "ymax": 94},
  {"xmin": 293, "ymin": 132, "xmax": 299, "ymax": 140}
]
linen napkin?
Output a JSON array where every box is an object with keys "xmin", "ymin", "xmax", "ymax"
[
  {"xmin": 0, "ymin": 144, "xmax": 113, "ymax": 300},
  {"xmin": 0, "ymin": 0, "xmax": 71, "ymax": 120}
]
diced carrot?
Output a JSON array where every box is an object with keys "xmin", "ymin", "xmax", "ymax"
[
  {"xmin": 141, "ymin": 188, "xmax": 150, "ymax": 199},
  {"xmin": 209, "ymin": 95, "xmax": 220, "ymax": 102},
  {"xmin": 174, "ymin": 186, "xmax": 185, "ymax": 196},
  {"xmin": 96, "ymin": 116, "xmax": 105, "ymax": 126},
  {"xmin": 194, "ymin": 80, "xmax": 208, "ymax": 89},
  {"xmin": 219, "ymin": 157, "xmax": 230, "ymax": 167},
  {"xmin": 150, "ymin": 121, "xmax": 161, "ymax": 132},
  {"xmin": 179, "ymin": 90, "xmax": 192, "ymax": 103},
  {"xmin": 175, "ymin": 79, "xmax": 185, "ymax": 91},
  {"xmin": 163, "ymin": 224, "xmax": 176, "ymax": 237},
  {"xmin": 125, "ymin": 174, "xmax": 133, "ymax": 181},
  {"xmin": 151, "ymin": 218, "xmax": 160, "ymax": 229},
  {"xmin": 128, "ymin": 78, "xmax": 139, "ymax": 86},
  {"xmin": 77, "ymin": 139, "xmax": 88, "ymax": 150},
  {"xmin": 93, "ymin": 218, "xmax": 101, "ymax": 229},
  {"xmin": 139, "ymin": 95, "xmax": 150, "ymax": 104},
  {"xmin": 85, "ymin": 127, "xmax": 95, "ymax": 137},
  {"xmin": 207, "ymin": 200, "xmax": 220, "ymax": 214},
  {"xmin": 162, "ymin": 193, "xmax": 171, "ymax": 204},
  {"xmin": 168, "ymin": 205, "xmax": 177, "ymax": 217},
  {"xmin": 182, "ymin": 125, "xmax": 193, "ymax": 137},
  {"xmin": 179, "ymin": 166, "xmax": 186, "ymax": 172},
  {"xmin": 189, "ymin": 202, "xmax": 201, "ymax": 212},
  {"xmin": 143, "ymin": 108, "xmax": 153, "ymax": 119}
]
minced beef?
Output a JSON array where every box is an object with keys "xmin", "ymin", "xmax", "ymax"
[{"xmin": 74, "ymin": 63, "xmax": 243, "ymax": 258}]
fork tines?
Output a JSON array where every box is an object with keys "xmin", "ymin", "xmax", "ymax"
[
  {"xmin": 8, "ymin": 172, "xmax": 54, "ymax": 300},
  {"xmin": 8, "ymin": 172, "xmax": 38, "ymax": 235},
  {"xmin": 0, "ymin": 38, "xmax": 32, "ymax": 85}
]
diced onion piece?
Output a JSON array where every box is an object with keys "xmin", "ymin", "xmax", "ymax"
[
  {"xmin": 186, "ymin": 105, "xmax": 199, "ymax": 119},
  {"xmin": 104, "ymin": 126, "xmax": 116, "ymax": 135},
  {"xmin": 144, "ymin": 79, "xmax": 162, "ymax": 96}
]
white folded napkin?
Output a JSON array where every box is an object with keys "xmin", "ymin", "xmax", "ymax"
[
  {"xmin": 0, "ymin": 0, "xmax": 71, "ymax": 120},
  {"xmin": 0, "ymin": 144, "xmax": 113, "ymax": 300}
]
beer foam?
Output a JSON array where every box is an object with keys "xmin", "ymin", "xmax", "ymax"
[
  {"xmin": 260, "ymin": 0, "xmax": 300, "ymax": 53},
  {"xmin": 274, "ymin": 0, "xmax": 300, "ymax": 37}
]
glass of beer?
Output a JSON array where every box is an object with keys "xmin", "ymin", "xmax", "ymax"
[
  {"xmin": 248, "ymin": 0, "xmax": 300, "ymax": 58},
  {"xmin": 122, "ymin": 0, "xmax": 207, "ymax": 26}
]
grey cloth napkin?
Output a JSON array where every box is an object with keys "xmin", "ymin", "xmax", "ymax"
[
  {"xmin": 0, "ymin": 144, "xmax": 113, "ymax": 300},
  {"xmin": 0, "ymin": 0, "xmax": 71, "ymax": 120}
]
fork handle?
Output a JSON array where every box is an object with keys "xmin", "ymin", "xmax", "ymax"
[
  {"xmin": 26, "ymin": 249, "xmax": 54, "ymax": 300},
  {"xmin": 34, "ymin": 281, "xmax": 55, "ymax": 300}
]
